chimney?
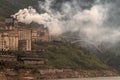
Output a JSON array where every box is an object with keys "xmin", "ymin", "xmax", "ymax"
[{"xmin": 5, "ymin": 17, "xmax": 14, "ymax": 26}]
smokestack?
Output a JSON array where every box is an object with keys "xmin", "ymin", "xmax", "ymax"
[{"xmin": 5, "ymin": 17, "xmax": 15, "ymax": 26}]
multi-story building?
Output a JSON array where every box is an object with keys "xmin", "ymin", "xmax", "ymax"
[{"xmin": 0, "ymin": 17, "xmax": 50, "ymax": 51}]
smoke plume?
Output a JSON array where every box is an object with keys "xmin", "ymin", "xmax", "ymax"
[{"xmin": 12, "ymin": 0, "xmax": 120, "ymax": 49}]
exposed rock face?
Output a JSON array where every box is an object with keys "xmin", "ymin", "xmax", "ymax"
[
  {"xmin": 0, "ymin": 68, "xmax": 118, "ymax": 80},
  {"xmin": 0, "ymin": 72, "xmax": 7, "ymax": 80}
]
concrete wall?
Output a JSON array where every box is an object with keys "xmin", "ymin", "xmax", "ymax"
[
  {"xmin": 32, "ymin": 28, "xmax": 50, "ymax": 42},
  {"xmin": 0, "ymin": 29, "xmax": 32, "ymax": 51},
  {"xmin": 8, "ymin": 31, "xmax": 18, "ymax": 50},
  {"xmin": 0, "ymin": 31, "xmax": 18, "ymax": 51},
  {"xmin": 18, "ymin": 29, "xmax": 32, "ymax": 51}
]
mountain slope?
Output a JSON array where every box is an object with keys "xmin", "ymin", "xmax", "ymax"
[
  {"xmin": 23, "ymin": 42, "xmax": 109, "ymax": 70},
  {"xmin": 0, "ymin": 0, "xmax": 39, "ymax": 21},
  {"xmin": 0, "ymin": 0, "xmax": 119, "ymax": 74},
  {"xmin": 98, "ymin": 45, "xmax": 120, "ymax": 73},
  {"xmin": 0, "ymin": 0, "xmax": 16, "ymax": 20},
  {"xmin": 6, "ymin": 0, "xmax": 39, "ymax": 9}
]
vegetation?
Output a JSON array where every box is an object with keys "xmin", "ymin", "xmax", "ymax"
[
  {"xmin": 99, "ymin": 49, "xmax": 120, "ymax": 73},
  {"xmin": 30, "ymin": 42, "xmax": 109, "ymax": 70},
  {"xmin": 0, "ymin": 0, "xmax": 39, "ymax": 21},
  {"xmin": 0, "ymin": 0, "xmax": 118, "ymax": 72},
  {"xmin": 6, "ymin": 0, "xmax": 39, "ymax": 9},
  {"xmin": 0, "ymin": 42, "xmax": 109, "ymax": 71},
  {"xmin": 0, "ymin": 0, "xmax": 17, "ymax": 21},
  {"xmin": 88, "ymin": 41, "xmax": 120, "ymax": 73},
  {"xmin": 0, "ymin": 61, "xmax": 5, "ymax": 70}
]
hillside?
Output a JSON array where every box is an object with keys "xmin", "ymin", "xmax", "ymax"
[
  {"xmin": 0, "ymin": 42, "xmax": 117, "ymax": 79},
  {"xmin": 0, "ymin": 0, "xmax": 16, "ymax": 21},
  {"xmin": 6, "ymin": 42, "xmax": 109, "ymax": 70},
  {"xmin": 0, "ymin": 0, "xmax": 119, "ymax": 79},
  {"xmin": 0, "ymin": 0, "xmax": 112, "ymax": 71},
  {"xmin": 0, "ymin": 0, "xmax": 39, "ymax": 21},
  {"xmin": 0, "ymin": 42, "xmax": 111, "ymax": 70},
  {"xmin": 6, "ymin": 0, "xmax": 39, "ymax": 9},
  {"xmin": 98, "ymin": 44, "xmax": 120, "ymax": 73}
]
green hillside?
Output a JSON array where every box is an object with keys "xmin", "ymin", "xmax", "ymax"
[
  {"xmin": 98, "ymin": 45, "xmax": 120, "ymax": 73},
  {"xmin": 0, "ymin": 0, "xmax": 17, "ymax": 21},
  {"xmin": 0, "ymin": 0, "xmax": 118, "ymax": 73},
  {"xmin": 35, "ymin": 42, "xmax": 108, "ymax": 70},
  {"xmin": 0, "ymin": 0, "xmax": 39, "ymax": 21},
  {"xmin": 11, "ymin": 42, "xmax": 108, "ymax": 70},
  {"xmin": 6, "ymin": 0, "xmax": 39, "ymax": 9}
]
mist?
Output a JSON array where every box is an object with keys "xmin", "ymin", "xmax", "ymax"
[{"xmin": 12, "ymin": 0, "xmax": 120, "ymax": 50}]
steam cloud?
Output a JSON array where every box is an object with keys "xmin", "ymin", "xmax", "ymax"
[{"xmin": 12, "ymin": 0, "xmax": 120, "ymax": 48}]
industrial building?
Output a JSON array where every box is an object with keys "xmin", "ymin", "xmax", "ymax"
[{"xmin": 0, "ymin": 17, "xmax": 50, "ymax": 51}]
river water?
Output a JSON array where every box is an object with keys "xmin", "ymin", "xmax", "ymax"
[{"xmin": 55, "ymin": 77, "xmax": 120, "ymax": 80}]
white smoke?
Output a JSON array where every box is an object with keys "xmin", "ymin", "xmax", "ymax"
[
  {"xmin": 12, "ymin": 0, "xmax": 120, "ymax": 46},
  {"xmin": 12, "ymin": 6, "xmax": 50, "ymax": 25}
]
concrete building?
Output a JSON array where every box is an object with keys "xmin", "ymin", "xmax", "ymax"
[
  {"xmin": 0, "ymin": 30, "xmax": 18, "ymax": 51},
  {"xmin": 0, "ymin": 17, "xmax": 50, "ymax": 51},
  {"xmin": 18, "ymin": 29, "xmax": 32, "ymax": 51},
  {"xmin": 31, "ymin": 27, "xmax": 50, "ymax": 42}
]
